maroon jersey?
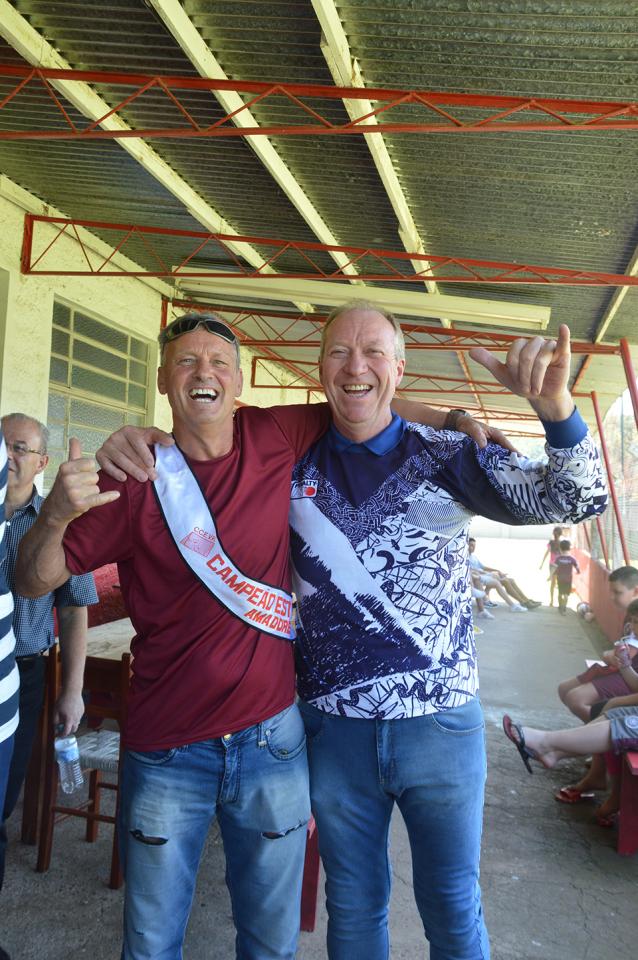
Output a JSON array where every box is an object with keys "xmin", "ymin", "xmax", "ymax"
[
  {"xmin": 63, "ymin": 404, "xmax": 329, "ymax": 750},
  {"xmin": 554, "ymin": 554, "xmax": 579, "ymax": 588}
]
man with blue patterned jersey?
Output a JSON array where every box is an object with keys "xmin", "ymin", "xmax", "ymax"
[{"xmin": 289, "ymin": 301, "xmax": 607, "ymax": 960}]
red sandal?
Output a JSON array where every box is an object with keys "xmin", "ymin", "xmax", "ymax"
[{"xmin": 555, "ymin": 786, "xmax": 596, "ymax": 804}]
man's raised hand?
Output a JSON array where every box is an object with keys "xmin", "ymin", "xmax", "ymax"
[
  {"xmin": 43, "ymin": 438, "xmax": 120, "ymax": 528},
  {"xmin": 469, "ymin": 324, "xmax": 574, "ymax": 422}
]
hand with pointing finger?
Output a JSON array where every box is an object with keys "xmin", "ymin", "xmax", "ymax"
[
  {"xmin": 42, "ymin": 438, "xmax": 120, "ymax": 529},
  {"xmin": 469, "ymin": 324, "xmax": 575, "ymax": 422}
]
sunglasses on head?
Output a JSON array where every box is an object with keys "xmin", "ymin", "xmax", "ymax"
[{"xmin": 162, "ymin": 315, "xmax": 237, "ymax": 345}]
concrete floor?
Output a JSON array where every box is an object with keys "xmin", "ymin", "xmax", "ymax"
[{"xmin": 2, "ymin": 538, "xmax": 637, "ymax": 958}]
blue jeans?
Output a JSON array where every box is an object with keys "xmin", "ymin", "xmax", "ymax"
[
  {"xmin": 118, "ymin": 704, "xmax": 311, "ymax": 960},
  {"xmin": 299, "ymin": 698, "xmax": 490, "ymax": 960}
]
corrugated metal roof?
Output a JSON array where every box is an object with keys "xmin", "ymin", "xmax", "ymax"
[{"xmin": 0, "ymin": 0, "xmax": 636, "ymax": 427}]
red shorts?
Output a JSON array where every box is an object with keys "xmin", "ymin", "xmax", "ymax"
[{"xmin": 577, "ymin": 651, "xmax": 638, "ymax": 699}]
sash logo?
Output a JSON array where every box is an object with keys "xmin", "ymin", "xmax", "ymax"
[
  {"xmin": 180, "ymin": 527, "xmax": 216, "ymax": 557},
  {"xmin": 291, "ymin": 478, "xmax": 318, "ymax": 500}
]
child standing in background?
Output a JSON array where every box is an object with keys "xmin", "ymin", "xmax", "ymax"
[
  {"xmin": 555, "ymin": 539, "xmax": 580, "ymax": 615},
  {"xmin": 540, "ymin": 525, "xmax": 563, "ymax": 606}
]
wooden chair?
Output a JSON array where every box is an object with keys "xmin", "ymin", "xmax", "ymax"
[{"xmin": 36, "ymin": 651, "xmax": 131, "ymax": 889}]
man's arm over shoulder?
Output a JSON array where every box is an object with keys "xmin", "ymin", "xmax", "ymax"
[{"xmin": 95, "ymin": 409, "xmax": 333, "ymax": 481}]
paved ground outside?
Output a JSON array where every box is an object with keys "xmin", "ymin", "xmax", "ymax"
[{"xmin": 2, "ymin": 537, "xmax": 637, "ymax": 958}]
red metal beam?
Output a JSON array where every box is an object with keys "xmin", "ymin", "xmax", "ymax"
[
  {"xmin": 22, "ymin": 215, "xmax": 638, "ymax": 287},
  {"xmin": 582, "ymin": 521, "xmax": 592, "ymax": 552},
  {"xmin": 591, "ymin": 390, "xmax": 630, "ymax": 566},
  {"xmin": 595, "ymin": 516, "xmax": 611, "ymax": 570},
  {"xmin": 620, "ymin": 338, "xmax": 638, "ymax": 434},
  {"xmin": 2, "ymin": 65, "xmax": 638, "ymax": 139},
  {"xmin": 251, "ymin": 358, "xmax": 591, "ymax": 401},
  {"xmin": 160, "ymin": 297, "xmax": 169, "ymax": 331},
  {"xmin": 212, "ymin": 337, "xmax": 616, "ymax": 355},
  {"xmin": 571, "ymin": 353, "xmax": 593, "ymax": 392},
  {"xmin": 171, "ymin": 299, "xmax": 620, "ymax": 356}
]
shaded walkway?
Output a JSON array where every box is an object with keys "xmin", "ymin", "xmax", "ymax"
[{"xmin": 2, "ymin": 539, "xmax": 637, "ymax": 958}]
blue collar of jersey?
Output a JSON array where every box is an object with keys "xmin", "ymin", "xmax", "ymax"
[{"xmin": 327, "ymin": 412, "xmax": 405, "ymax": 456}]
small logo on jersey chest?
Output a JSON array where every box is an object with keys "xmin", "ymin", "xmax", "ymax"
[{"xmin": 291, "ymin": 478, "xmax": 318, "ymax": 499}]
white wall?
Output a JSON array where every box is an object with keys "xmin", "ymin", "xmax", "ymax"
[
  {"xmin": 0, "ymin": 176, "xmax": 313, "ymax": 437},
  {"xmin": 0, "ymin": 179, "xmax": 166, "ymax": 426}
]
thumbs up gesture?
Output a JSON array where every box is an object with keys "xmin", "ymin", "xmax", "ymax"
[{"xmin": 43, "ymin": 438, "xmax": 120, "ymax": 527}]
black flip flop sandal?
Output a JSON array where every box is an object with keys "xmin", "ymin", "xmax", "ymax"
[{"xmin": 502, "ymin": 714, "xmax": 539, "ymax": 775}]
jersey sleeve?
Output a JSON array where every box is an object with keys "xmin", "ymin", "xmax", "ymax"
[
  {"xmin": 429, "ymin": 408, "xmax": 608, "ymax": 526},
  {"xmin": 63, "ymin": 472, "xmax": 134, "ymax": 575},
  {"xmin": 264, "ymin": 403, "xmax": 332, "ymax": 460}
]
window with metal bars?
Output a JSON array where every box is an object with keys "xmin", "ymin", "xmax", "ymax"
[{"xmin": 45, "ymin": 300, "xmax": 150, "ymax": 491}]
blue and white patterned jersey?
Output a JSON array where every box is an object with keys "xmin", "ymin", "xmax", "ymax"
[{"xmin": 289, "ymin": 409, "xmax": 607, "ymax": 720}]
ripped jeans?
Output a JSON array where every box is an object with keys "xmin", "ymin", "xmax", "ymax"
[{"xmin": 118, "ymin": 704, "xmax": 310, "ymax": 960}]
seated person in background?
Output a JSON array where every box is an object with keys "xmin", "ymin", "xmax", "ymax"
[
  {"xmin": 554, "ymin": 539, "xmax": 580, "ymax": 615},
  {"xmin": 468, "ymin": 537, "xmax": 541, "ymax": 611},
  {"xmin": 502, "ymin": 704, "xmax": 638, "ymax": 777},
  {"xmin": 503, "ymin": 633, "xmax": 638, "ymax": 825},
  {"xmin": 558, "ymin": 566, "xmax": 638, "ymax": 722},
  {"xmin": 555, "ymin": 596, "xmax": 638, "ymax": 809},
  {"xmin": 540, "ymin": 525, "xmax": 564, "ymax": 606},
  {"xmin": 471, "ymin": 573, "xmax": 494, "ymax": 622}
]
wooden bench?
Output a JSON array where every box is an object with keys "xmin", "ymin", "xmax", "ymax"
[{"xmin": 618, "ymin": 751, "xmax": 638, "ymax": 856}]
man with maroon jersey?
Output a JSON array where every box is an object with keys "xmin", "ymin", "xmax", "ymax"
[{"xmin": 16, "ymin": 314, "xmax": 331, "ymax": 960}]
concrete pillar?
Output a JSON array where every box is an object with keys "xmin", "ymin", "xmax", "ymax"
[{"xmin": 0, "ymin": 265, "xmax": 53, "ymax": 420}]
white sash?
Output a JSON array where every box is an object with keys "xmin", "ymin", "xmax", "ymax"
[{"xmin": 153, "ymin": 444, "xmax": 295, "ymax": 641}]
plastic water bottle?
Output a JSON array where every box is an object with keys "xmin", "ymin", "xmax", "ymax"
[{"xmin": 54, "ymin": 735, "xmax": 84, "ymax": 794}]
